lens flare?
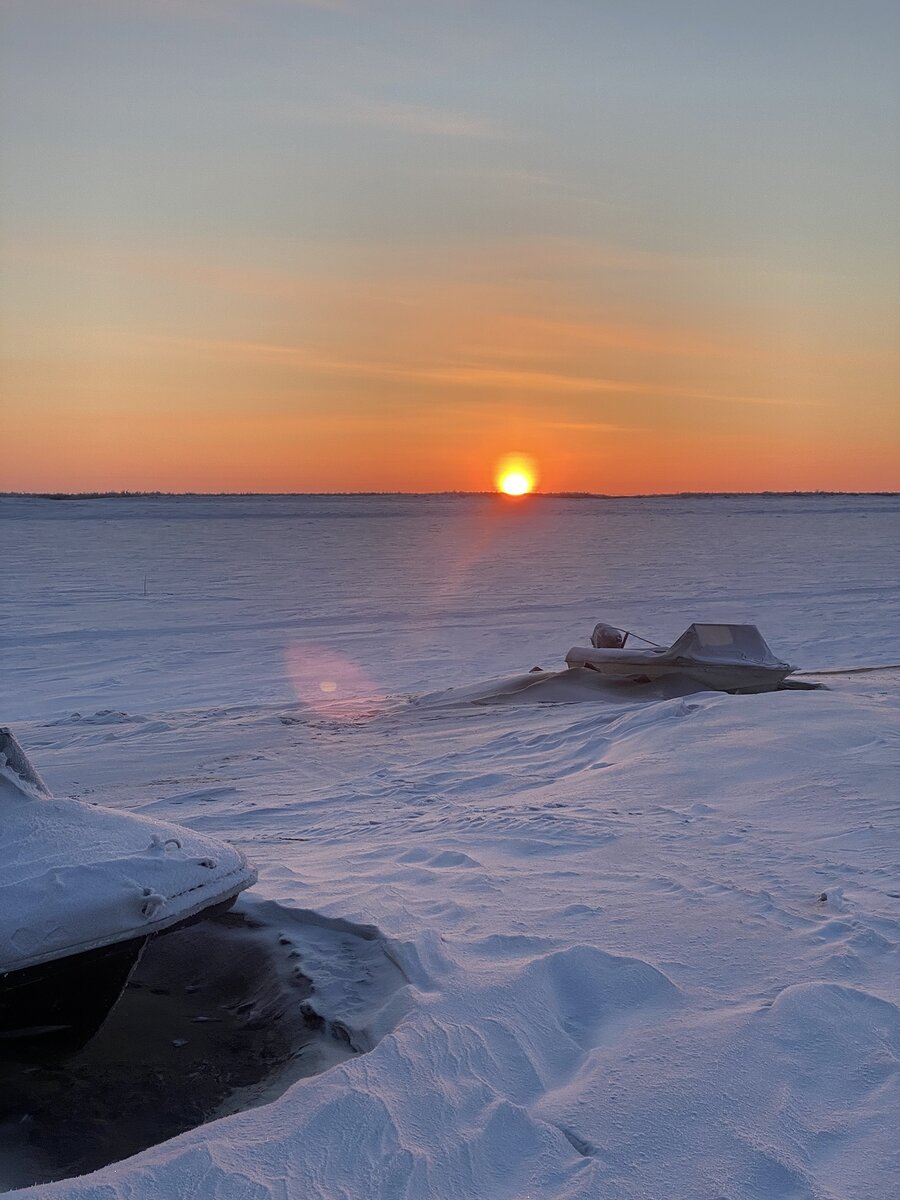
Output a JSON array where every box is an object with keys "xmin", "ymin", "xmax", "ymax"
[
  {"xmin": 284, "ymin": 643, "xmax": 385, "ymax": 721},
  {"xmin": 495, "ymin": 454, "xmax": 537, "ymax": 497}
]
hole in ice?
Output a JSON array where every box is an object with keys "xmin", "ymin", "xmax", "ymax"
[{"xmin": 0, "ymin": 907, "xmax": 382, "ymax": 1191}]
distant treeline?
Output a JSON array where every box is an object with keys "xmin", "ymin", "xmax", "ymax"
[{"xmin": 4, "ymin": 491, "xmax": 247, "ymax": 500}]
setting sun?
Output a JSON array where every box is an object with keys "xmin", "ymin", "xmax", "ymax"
[
  {"xmin": 499, "ymin": 471, "xmax": 531, "ymax": 496},
  {"xmin": 495, "ymin": 454, "xmax": 537, "ymax": 497}
]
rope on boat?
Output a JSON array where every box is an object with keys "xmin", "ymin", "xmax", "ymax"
[
  {"xmin": 795, "ymin": 663, "xmax": 900, "ymax": 676},
  {"xmin": 607, "ymin": 625, "xmax": 666, "ymax": 649}
]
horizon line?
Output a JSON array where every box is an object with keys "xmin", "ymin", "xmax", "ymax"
[{"xmin": 3, "ymin": 490, "xmax": 898, "ymax": 500}]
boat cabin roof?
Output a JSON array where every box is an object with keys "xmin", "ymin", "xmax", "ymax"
[{"xmin": 668, "ymin": 624, "xmax": 785, "ymax": 665}]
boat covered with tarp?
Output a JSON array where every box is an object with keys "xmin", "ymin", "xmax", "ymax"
[
  {"xmin": 565, "ymin": 623, "xmax": 794, "ymax": 693},
  {"xmin": 0, "ymin": 727, "xmax": 256, "ymax": 1055}
]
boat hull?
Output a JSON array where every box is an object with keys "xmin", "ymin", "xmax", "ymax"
[
  {"xmin": 0, "ymin": 895, "xmax": 245, "ymax": 1060},
  {"xmin": 0, "ymin": 936, "xmax": 149, "ymax": 1060},
  {"xmin": 565, "ymin": 648, "xmax": 793, "ymax": 693}
]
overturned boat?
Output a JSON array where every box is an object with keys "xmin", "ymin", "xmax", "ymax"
[
  {"xmin": 566, "ymin": 623, "xmax": 794, "ymax": 694},
  {"xmin": 0, "ymin": 727, "xmax": 256, "ymax": 1057}
]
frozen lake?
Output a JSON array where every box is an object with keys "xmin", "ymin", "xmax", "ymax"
[
  {"xmin": 4, "ymin": 492, "xmax": 899, "ymax": 721},
  {"xmin": 2, "ymin": 493, "xmax": 899, "ymax": 1199}
]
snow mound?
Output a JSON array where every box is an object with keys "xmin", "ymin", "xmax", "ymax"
[
  {"xmin": 765, "ymin": 980, "xmax": 900, "ymax": 1066},
  {"xmin": 501, "ymin": 943, "xmax": 681, "ymax": 1052},
  {"xmin": 416, "ymin": 668, "xmax": 706, "ymax": 708}
]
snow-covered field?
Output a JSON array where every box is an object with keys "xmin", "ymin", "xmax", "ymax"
[{"xmin": 2, "ymin": 493, "xmax": 899, "ymax": 1199}]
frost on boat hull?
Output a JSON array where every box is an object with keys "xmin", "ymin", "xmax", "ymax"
[
  {"xmin": 0, "ymin": 728, "xmax": 257, "ymax": 1057},
  {"xmin": 565, "ymin": 623, "xmax": 794, "ymax": 694}
]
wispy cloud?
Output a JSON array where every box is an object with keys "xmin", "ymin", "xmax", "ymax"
[
  {"xmin": 82, "ymin": 0, "xmax": 351, "ymax": 20},
  {"xmin": 544, "ymin": 420, "xmax": 634, "ymax": 433},
  {"xmin": 149, "ymin": 335, "xmax": 820, "ymax": 407},
  {"xmin": 283, "ymin": 96, "xmax": 498, "ymax": 138}
]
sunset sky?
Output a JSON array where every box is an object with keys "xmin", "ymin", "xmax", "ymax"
[{"xmin": 1, "ymin": 0, "xmax": 898, "ymax": 493}]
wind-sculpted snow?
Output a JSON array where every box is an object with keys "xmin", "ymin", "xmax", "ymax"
[{"xmin": 2, "ymin": 496, "xmax": 898, "ymax": 1198}]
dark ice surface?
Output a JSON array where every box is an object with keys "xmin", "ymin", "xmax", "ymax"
[{"xmin": 0, "ymin": 909, "xmax": 337, "ymax": 1191}]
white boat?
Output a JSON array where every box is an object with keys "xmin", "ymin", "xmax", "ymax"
[
  {"xmin": 0, "ymin": 727, "xmax": 257, "ymax": 1055},
  {"xmin": 565, "ymin": 623, "xmax": 794, "ymax": 693}
]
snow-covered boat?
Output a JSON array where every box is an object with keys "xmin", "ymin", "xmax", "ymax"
[
  {"xmin": 0, "ymin": 727, "xmax": 257, "ymax": 1056},
  {"xmin": 565, "ymin": 623, "xmax": 794, "ymax": 693}
]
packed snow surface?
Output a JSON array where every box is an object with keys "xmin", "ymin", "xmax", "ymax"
[{"xmin": 2, "ymin": 493, "xmax": 898, "ymax": 1199}]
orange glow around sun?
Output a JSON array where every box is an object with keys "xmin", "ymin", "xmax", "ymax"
[{"xmin": 496, "ymin": 454, "xmax": 537, "ymax": 496}]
